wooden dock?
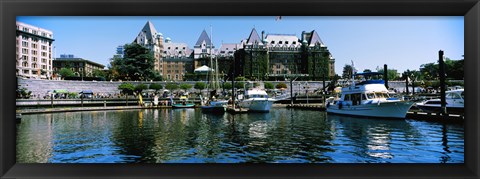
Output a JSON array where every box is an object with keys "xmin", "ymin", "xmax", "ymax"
[
  {"xmin": 406, "ymin": 111, "xmax": 464, "ymax": 123},
  {"xmin": 226, "ymin": 106, "xmax": 249, "ymax": 114},
  {"xmin": 286, "ymin": 104, "xmax": 326, "ymax": 111}
]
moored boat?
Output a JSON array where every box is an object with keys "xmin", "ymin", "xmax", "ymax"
[
  {"xmin": 200, "ymin": 100, "xmax": 228, "ymax": 113},
  {"xmin": 172, "ymin": 96, "xmax": 195, "ymax": 108},
  {"xmin": 326, "ymin": 72, "xmax": 414, "ymax": 119},
  {"xmin": 238, "ymin": 88, "xmax": 276, "ymax": 112},
  {"xmin": 415, "ymin": 89, "xmax": 464, "ymax": 114}
]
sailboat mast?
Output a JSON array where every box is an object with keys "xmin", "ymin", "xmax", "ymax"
[{"xmin": 210, "ymin": 25, "xmax": 214, "ymax": 89}]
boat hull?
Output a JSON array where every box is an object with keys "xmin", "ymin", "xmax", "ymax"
[
  {"xmin": 200, "ymin": 106, "xmax": 226, "ymax": 113},
  {"xmin": 326, "ymin": 101, "xmax": 414, "ymax": 119},
  {"xmin": 239, "ymin": 99, "xmax": 275, "ymax": 112},
  {"xmin": 416, "ymin": 105, "xmax": 464, "ymax": 114},
  {"xmin": 172, "ymin": 104, "xmax": 195, "ymax": 108}
]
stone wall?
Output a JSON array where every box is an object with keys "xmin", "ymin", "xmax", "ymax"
[{"xmin": 17, "ymin": 78, "xmax": 464, "ymax": 98}]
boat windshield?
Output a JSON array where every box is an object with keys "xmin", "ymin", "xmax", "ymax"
[
  {"xmin": 374, "ymin": 92, "xmax": 390, "ymax": 99},
  {"xmin": 366, "ymin": 92, "xmax": 389, "ymax": 99},
  {"xmin": 446, "ymin": 92, "xmax": 463, "ymax": 99},
  {"xmin": 249, "ymin": 94, "xmax": 268, "ymax": 98}
]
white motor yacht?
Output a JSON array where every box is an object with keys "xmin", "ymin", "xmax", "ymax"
[
  {"xmin": 238, "ymin": 89, "xmax": 276, "ymax": 112},
  {"xmin": 416, "ymin": 89, "xmax": 464, "ymax": 114},
  {"xmin": 326, "ymin": 72, "xmax": 414, "ymax": 119}
]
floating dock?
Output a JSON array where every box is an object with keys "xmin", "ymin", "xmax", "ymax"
[
  {"xmin": 286, "ymin": 104, "xmax": 326, "ymax": 111},
  {"xmin": 406, "ymin": 111, "xmax": 464, "ymax": 123}
]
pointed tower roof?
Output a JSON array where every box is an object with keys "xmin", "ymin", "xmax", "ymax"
[
  {"xmin": 246, "ymin": 28, "xmax": 263, "ymax": 45},
  {"xmin": 134, "ymin": 21, "xmax": 159, "ymax": 43},
  {"xmin": 194, "ymin": 30, "xmax": 213, "ymax": 47},
  {"xmin": 307, "ymin": 30, "xmax": 325, "ymax": 47}
]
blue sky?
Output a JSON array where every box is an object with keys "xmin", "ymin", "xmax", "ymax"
[{"xmin": 17, "ymin": 16, "xmax": 464, "ymax": 75}]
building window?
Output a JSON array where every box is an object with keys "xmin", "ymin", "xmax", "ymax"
[
  {"xmin": 22, "ymin": 41, "xmax": 28, "ymax": 47},
  {"xmin": 22, "ymin": 48, "xmax": 28, "ymax": 54},
  {"xmin": 285, "ymin": 41, "xmax": 289, "ymax": 44},
  {"xmin": 23, "ymin": 27, "xmax": 29, "ymax": 32},
  {"xmin": 41, "ymin": 46, "xmax": 47, "ymax": 50},
  {"xmin": 32, "ymin": 57, "xmax": 37, "ymax": 62},
  {"xmin": 271, "ymin": 41, "xmax": 275, "ymax": 44},
  {"xmin": 279, "ymin": 41, "xmax": 282, "ymax": 44},
  {"xmin": 293, "ymin": 41, "xmax": 296, "ymax": 45}
]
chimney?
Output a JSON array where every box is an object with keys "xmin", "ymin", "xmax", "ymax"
[{"xmin": 261, "ymin": 31, "xmax": 265, "ymax": 41}]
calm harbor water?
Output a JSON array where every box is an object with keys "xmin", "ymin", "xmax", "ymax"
[{"xmin": 16, "ymin": 108, "xmax": 464, "ymax": 163}]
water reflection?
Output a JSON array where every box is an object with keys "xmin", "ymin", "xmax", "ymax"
[{"xmin": 16, "ymin": 108, "xmax": 464, "ymax": 163}]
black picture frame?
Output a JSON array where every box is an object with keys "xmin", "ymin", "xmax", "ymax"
[{"xmin": 1, "ymin": 0, "xmax": 479, "ymax": 178}]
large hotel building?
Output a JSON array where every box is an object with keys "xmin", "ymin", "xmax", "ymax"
[
  {"xmin": 132, "ymin": 21, "xmax": 335, "ymax": 81},
  {"xmin": 16, "ymin": 22, "xmax": 54, "ymax": 79}
]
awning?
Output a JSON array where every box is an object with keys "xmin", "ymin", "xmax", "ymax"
[
  {"xmin": 194, "ymin": 65, "xmax": 214, "ymax": 73},
  {"xmin": 53, "ymin": 89, "xmax": 69, "ymax": 93}
]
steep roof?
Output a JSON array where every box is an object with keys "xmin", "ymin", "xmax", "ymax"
[
  {"xmin": 307, "ymin": 30, "xmax": 325, "ymax": 47},
  {"xmin": 265, "ymin": 34, "xmax": 300, "ymax": 47},
  {"xmin": 194, "ymin": 30, "xmax": 213, "ymax": 47},
  {"xmin": 246, "ymin": 28, "xmax": 263, "ymax": 45},
  {"xmin": 135, "ymin": 21, "xmax": 159, "ymax": 43}
]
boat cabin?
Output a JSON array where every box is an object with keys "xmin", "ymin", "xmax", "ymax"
[
  {"xmin": 336, "ymin": 72, "xmax": 396, "ymax": 106},
  {"xmin": 244, "ymin": 89, "xmax": 270, "ymax": 99}
]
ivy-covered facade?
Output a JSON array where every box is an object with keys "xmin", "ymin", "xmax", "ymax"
[{"xmin": 234, "ymin": 28, "xmax": 335, "ymax": 81}]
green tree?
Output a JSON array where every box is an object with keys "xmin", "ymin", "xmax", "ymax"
[
  {"xmin": 149, "ymin": 83, "xmax": 163, "ymax": 92},
  {"xmin": 165, "ymin": 83, "xmax": 179, "ymax": 91},
  {"xmin": 235, "ymin": 82, "xmax": 245, "ymax": 89},
  {"xmin": 275, "ymin": 82, "xmax": 288, "ymax": 89},
  {"xmin": 420, "ymin": 62, "xmax": 438, "ymax": 80},
  {"xmin": 134, "ymin": 84, "xmax": 148, "ymax": 94},
  {"xmin": 194, "ymin": 82, "xmax": 206, "ymax": 91},
  {"xmin": 377, "ymin": 68, "xmax": 400, "ymax": 81},
  {"xmin": 419, "ymin": 58, "xmax": 464, "ymax": 80},
  {"xmin": 235, "ymin": 76, "xmax": 247, "ymax": 81},
  {"xmin": 112, "ymin": 43, "xmax": 159, "ymax": 81},
  {"xmin": 118, "ymin": 82, "xmax": 135, "ymax": 95},
  {"xmin": 223, "ymin": 82, "xmax": 232, "ymax": 90},
  {"xmin": 118, "ymin": 82, "xmax": 135, "ymax": 106},
  {"xmin": 264, "ymin": 82, "xmax": 274, "ymax": 89},
  {"xmin": 180, "ymin": 83, "xmax": 193, "ymax": 91},
  {"xmin": 342, "ymin": 64, "xmax": 353, "ymax": 79},
  {"xmin": 58, "ymin": 68, "xmax": 75, "ymax": 78}
]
